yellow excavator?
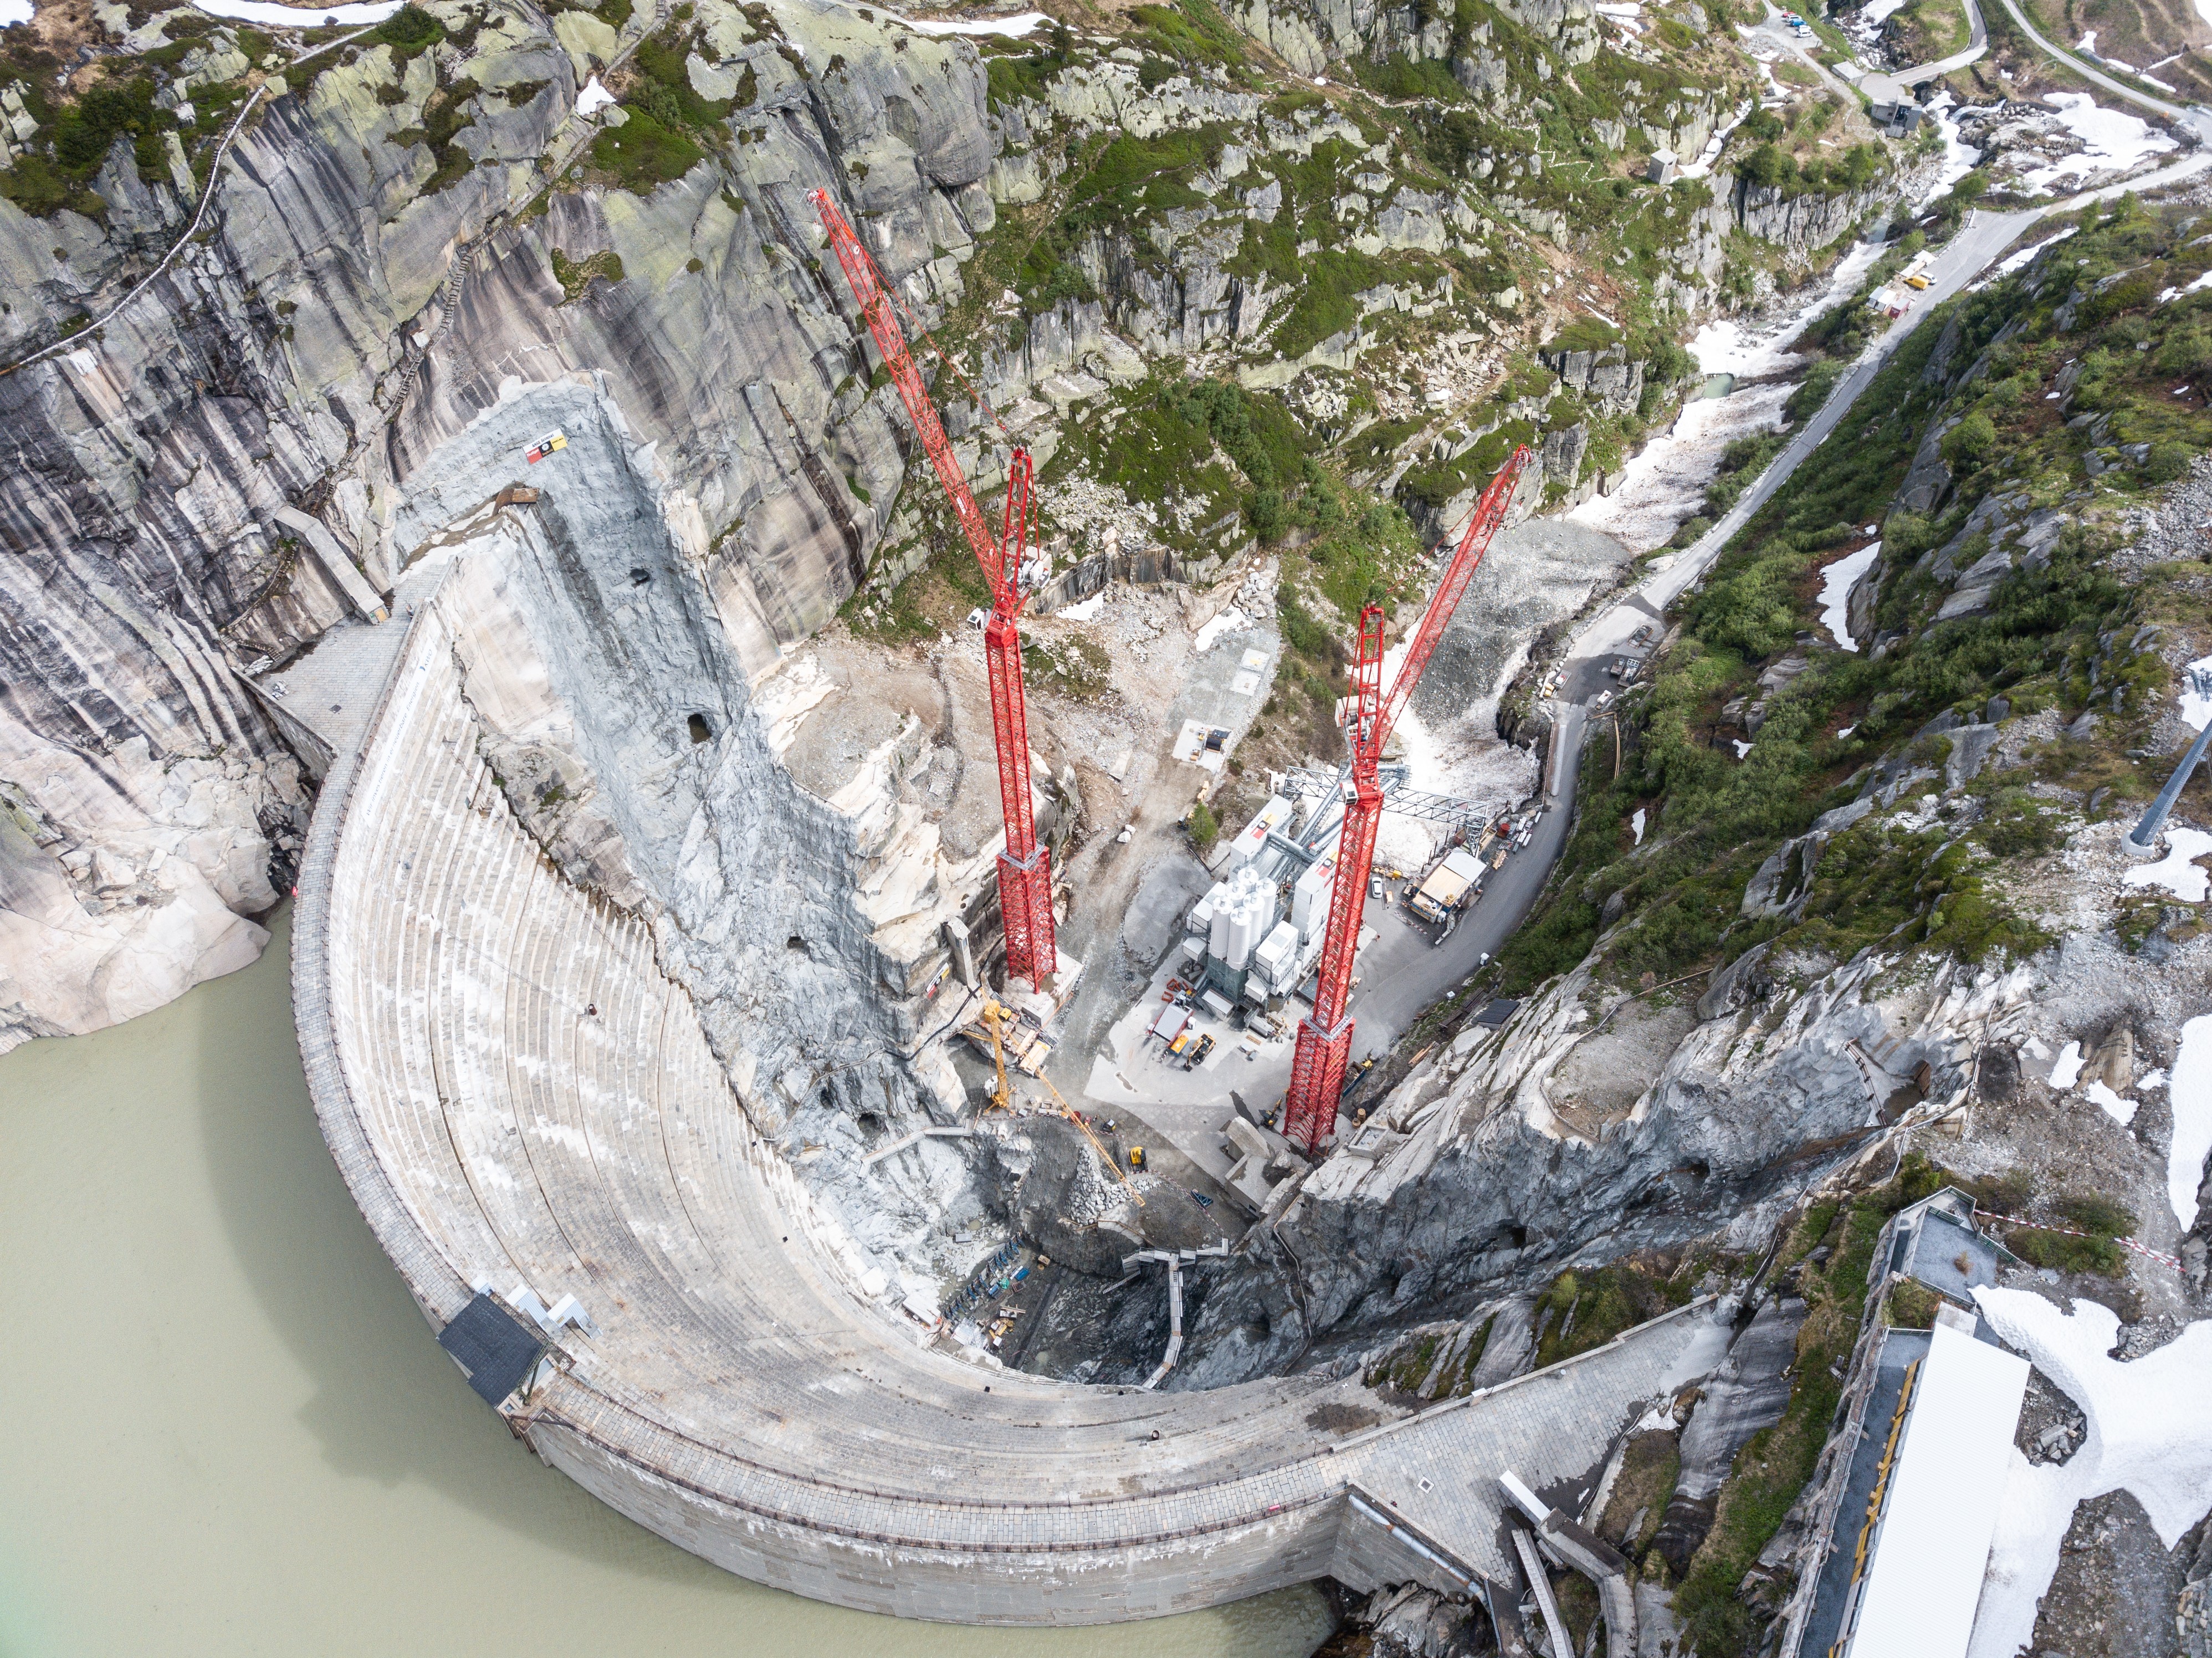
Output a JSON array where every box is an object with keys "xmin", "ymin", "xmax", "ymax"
[
  {"xmin": 977, "ymin": 999, "xmax": 1143, "ymax": 1208},
  {"xmin": 978, "ymin": 999, "xmax": 1016, "ymax": 1116}
]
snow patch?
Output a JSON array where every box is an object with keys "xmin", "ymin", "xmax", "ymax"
[
  {"xmin": 1191, "ymin": 606, "xmax": 1246, "ymax": 655},
  {"xmin": 1689, "ymin": 239, "xmax": 1886, "ymax": 376},
  {"xmin": 1965, "ymin": 1290, "xmax": 2212, "ymax": 1658},
  {"xmin": 2049, "ymin": 1040, "xmax": 2085, "ymax": 1090},
  {"xmin": 2076, "ymin": 28, "xmax": 2097, "ymax": 52},
  {"xmin": 575, "ymin": 74, "xmax": 616, "ymax": 116},
  {"xmin": 2084, "ymin": 1079, "xmax": 2137, "ymax": 1126},
  {"xmin": 2121, "ymin": 825, "xmax": 2212, "ymax": 902},
  {"xmin": 1631, "ymin": 807, "xmax": 1647, "ymax": 845},
  {"xmin": 879, "ymin": 7, "xmax": 1051, "ymax": 35},
  {"xmin": 1974, "ymin": 226, "xmax": 2077, "ymax": 291},
  {"xmin": 1056, "ymin": 592, "xmax": 1107, "ymax": 622},
  {"xmin": 1678, "ymin": 103, "xmax": 1751, "ymax": 181},
  {"xmin": 2169, "ymin": 1015, "xmax": 2212, "ymax": 1230},
  {"xmin": 2016, "ymin": 94, "xmax": 2177, "ymax": 196},
  {"xmin": 1818, "ymin": 543, "xmax": 1878, "ymax": 651},
  {"xmin": 1914, "ymin": 93, "xmax": 1984, "ymax": 208},
  {"xmin": 2180, "ymin": 654, "xmax": 2212, "ymax": 728}
]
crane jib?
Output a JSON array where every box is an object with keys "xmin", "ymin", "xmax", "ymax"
[
  {"xmin": 810, "ymin": 188, "xmax": 1056, "ymax": 987},
  {"xmin": 1281, "ymin": 445, "xmax": 1529, "ymax": 1153}
]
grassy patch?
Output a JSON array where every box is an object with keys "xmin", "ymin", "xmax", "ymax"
[
  {"xmin": 1672, "ymin": 1155, "xmax": 1947, "ymax": 1651},
  {"xmin": 1532, "ymin": 1257, "xmax": 1698, "ymax": 1368},
  {"xmin": 551, "ymin": 247, "xmax": 625, "ymax": 300},
  {"xmin": 1599, "ymin": 1431, "xmax": 1681, "ymax": 1554},
  {"xmin": 1022, "ymin": 630, "xmax": 1113, "ymax": 701},
  {"xmin": 589, "ymin": 106, "xmax": 705, "ymax": 191}
]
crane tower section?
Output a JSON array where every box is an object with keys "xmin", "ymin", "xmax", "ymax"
[
  {"xmin": 808, "ymin": 189, "xmax": 1057, "ymax": 989},
  {"xmin": 1280, "ymin": 446, "xmax": 1531, "ymax": 1152}
]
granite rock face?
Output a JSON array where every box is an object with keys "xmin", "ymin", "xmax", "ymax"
[
  {"xmin": 1171, "ymin": 948, "xmax": 1978, "ymax": 1386},
  {"xmin": 0, "ymin": 0, "xmax": 996, "ymax": 1050}
]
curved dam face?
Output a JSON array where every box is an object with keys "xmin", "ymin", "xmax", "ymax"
[{"xmin": 294, "ymin": 518, "xmax": 1724, "ymax": 1624}]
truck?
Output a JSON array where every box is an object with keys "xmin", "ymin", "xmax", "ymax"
[{"xmin": 1406, "ymin": 846, "xmax": 1484, "ymax": 925}]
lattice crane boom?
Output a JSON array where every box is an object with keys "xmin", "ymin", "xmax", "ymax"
[
  {"xmin": 1281, "ymin": 446, "xmax": 1530, "ymax": 1152},
  {"xmin": 809, "ymin": 189, "xmax": 1057, "ymax": 987}
]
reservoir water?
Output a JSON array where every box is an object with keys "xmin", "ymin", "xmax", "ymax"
[{"xmin": 0, "ymin": 910, "xmax": 1331, "ymax": 1658}]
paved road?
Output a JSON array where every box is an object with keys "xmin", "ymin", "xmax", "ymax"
[
  {"xmin": 1856, "ymin": 0, "xmax": 1988, "ymax": 103},
  {"xmin": 1348, "ymin": 705, "xmax": 1586, "ymax": 1059},
  {"xmin": 1743, "ymin": 3, "xmax": 1866, "ymax": 102},
  {"xmin": 1984, "ymin": 0, "xmax": 2212, "ymax": 140}
]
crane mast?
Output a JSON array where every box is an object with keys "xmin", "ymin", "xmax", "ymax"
[
  {"xmin": 1281, "ymin": 446, "xmax": 1531, "ymax": 1152},
  {"xmin": 808, "ymin": 190, "xmax": 1057, "ymax": 990}
]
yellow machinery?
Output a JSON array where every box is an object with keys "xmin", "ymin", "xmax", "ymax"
[
  {"xmin": 978, "ymin": 1001, "xmax": 1143, "ymax": 1207},
  {"xmin": 979, "ymin": 1000, "xmax": 1015, "ymax": 1115}
]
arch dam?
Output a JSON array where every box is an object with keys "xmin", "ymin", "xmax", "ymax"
[{"xmin": 294, "ymin": 564, "xmax": 1727, "ymax": 1626}]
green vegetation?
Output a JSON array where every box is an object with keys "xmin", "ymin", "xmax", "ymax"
[
  {"xmin": 1350, "ymin": 52, "xmax": 1468, "ymax": 103},
  {"xmin": 1494, "ymin": 318, "xmax": 2068, "ymax": 994},
  {"xmin": 590, "ymin": 106, "xmax": 706, "ymax": 190},
  {"xmin": 551, "ymin": 247, "xmax": 626, "ymax": 300},
  {"xmin": 1997, "ymin": 1192, "xmax": 2138, "ymax": 1276},
  {"xmin": 0, "ymin": 57, "xmax": 176, "ymax": 218},
  {"xmin": 630, "ymin": 20, "xmax": 739, "ymax": 137},
  {"xmin": 1364, "ymin": 1314, "xmax": 1494, "ymax": 1397},
  {"xmin": 1187, "ymin": 798, "xmax": 1220, "ymax": 852},
  {"xmin": 1737, "ymin": 139, "xmax": 1881, "ymax": 195},
  {"xmin": 1671, "ymin": 1154, "xmax": 1943, "ymax": 1652},
  {"xmin": 388, "ymin": 75, "xmax": 480, "ymax": 195},
  {"xmin": 982, "ymin": 21, "xmax": 1077, "ymax": 108},
  {"xmin": 1022, "ymin": 630, "xmax": 1113, "ymax": 700},
  {"xmin": 1122, "ymin": 0, "xmax": 1248, "ymax": 75},
  {"xmin": 1532, "ymin": 1258, "xmax": 1699, "ymax": 1368},
  {"xmin": 376, "ymin": 2, "xmax": 445, "ymax": 57}
]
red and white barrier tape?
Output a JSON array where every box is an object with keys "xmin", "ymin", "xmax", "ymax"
[{"xmin": 1975, "ymin": 1209, "xmax": 2183, "ymax": 1274}]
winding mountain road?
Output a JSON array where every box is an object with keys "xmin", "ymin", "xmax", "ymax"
[{"xmin": 1983, "ymin": 0, "xmax": 2212, "ymax": 141}]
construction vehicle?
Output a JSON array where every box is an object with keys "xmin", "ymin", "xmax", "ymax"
[
  {"xmin": 810, "ymin": 190, "xmax": 1057, "ymax": 990},
  {"xmin": 979, "ymin": 999, "xmax": 1015, "ymax": 1114},
  {"xmin": 1280, "ymin": 446, "xmax": 1531, "ymax": 1152},
  {"xmin": 1034, "ymin": 1071, "xmax": 1145, "ymax": 1206},
  {"xmin": 1129, "ymin": 1146, "xmax": 1146, "ymax": 1171}
]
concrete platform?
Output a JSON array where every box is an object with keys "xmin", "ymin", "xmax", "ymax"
[{"xmin": 293, "ymin": 579, "xmax": 1733, "ymax": 1625}]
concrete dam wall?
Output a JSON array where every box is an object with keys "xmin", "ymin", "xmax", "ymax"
[{"xmin": 293, "ymin": 558, "xmax": 1726, "ymax": 1624}]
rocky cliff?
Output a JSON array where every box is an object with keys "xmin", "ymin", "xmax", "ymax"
[
  {"xmin": 0, "ymin": 0, "xmax": 1005, "ymax": 1051},
  {"xmin": 0, "ymin": 0, "xmax": 1912, "ymax": 1053}
]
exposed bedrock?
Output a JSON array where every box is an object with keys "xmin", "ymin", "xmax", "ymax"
[
  {"xmin": 392, "ymin": 383, "xmax": 1026, "ymax": 1283},
  {"xmin": 0, "ymin": 0, "xmax": 999, "ymax": 1051},
  {"xmin": 1167, "ymin": 949, "xmax": 1974, "ymax": 1387}
]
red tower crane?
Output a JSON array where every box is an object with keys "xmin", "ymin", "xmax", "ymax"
[
  {"xmin": 808, "ymin": 190, "xmax": 1057, "ymax": 989},
  {"xmin": 1281, "ymin": 445, "xmax": 1532, "ymax": 1152}
]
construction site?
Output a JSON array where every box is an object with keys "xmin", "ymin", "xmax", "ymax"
[{"xmin": 258, "ymin": 176, "xmax": 1725, "ymax": 1637}]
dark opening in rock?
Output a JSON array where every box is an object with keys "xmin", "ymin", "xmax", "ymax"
[{"xmin": 687, "ymin": 713, "xmax": 712, "ymax": 744}]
